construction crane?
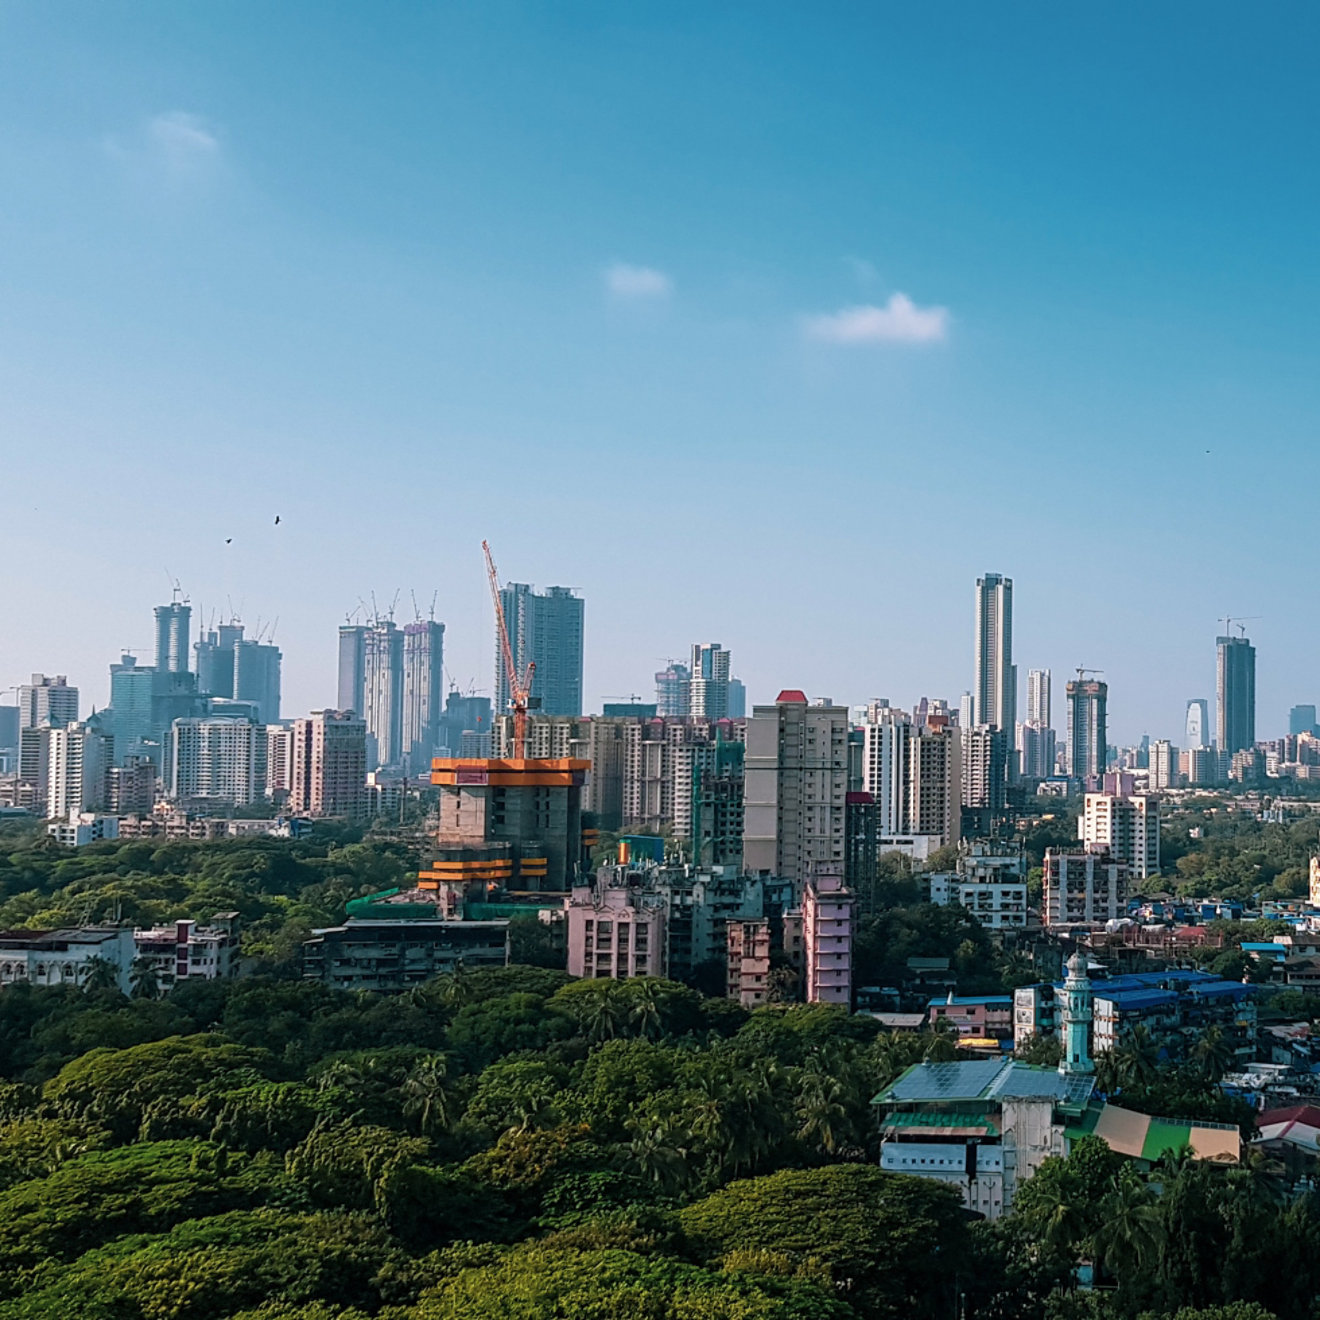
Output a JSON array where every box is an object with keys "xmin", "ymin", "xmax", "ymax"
[
  {"xmin": 1218, "ymin": 615, "xmax": 1261, "ymax": 639},
  {"xmin": 1075, "ymin": 666, "xmax": 1104, "ymax": 682},
  {"xmin": 483, "ymin": 541, "xmax": 535, "ymax": 760}
]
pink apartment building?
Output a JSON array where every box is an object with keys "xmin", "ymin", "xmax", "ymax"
[{"xmin": 802, "ymin": 865, "xmax": 854, "ymax": 1006}]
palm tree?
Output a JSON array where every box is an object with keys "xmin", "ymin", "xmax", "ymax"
[
  {"xmin": 625, "ymin": 1113, "xmax": 691, "ymax": 1194},
  {"xmin": 1192, "ymin": 1024, "xmax": 1236, "ymax": 1081},
  {"xmin": 402, "ymin": 1054, "xmax": 453, "ymax": 1137},
  {"xmin": 628, "ymin": 980, "xmax": 663, "ymax": 1040},
  {"xmin": 1091, "ymin": 1166, "xmax": 1163, "ymax": 1281},
  {"xmin": 81, "ymin": 955, "xmax": 120, "ymax": 994},
  {"xmin": 1113, "ymin": 1024, "xmax": 1159, "ymax": 1087},
  {"xmin": 128, "ymin": 957, "xmax": 159, "ymax": 1000},
  {"xmin": 795, "ymin": 1065, "xmax": 848, "ymax": 1156},
  {"xmin": 584, "ymin": 985, "xmax": 627, "ymax": 1043}
]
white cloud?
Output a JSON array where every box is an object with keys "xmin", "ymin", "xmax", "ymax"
[
  {"xmin": 605, "ymin": 262, "xmax": 672, "ymax": 298},
  {"xmin": 804, "ymin": 293, "xmax": 950, "ymax": 345},
  {"xmin": 104, "ymin": 111, "xmax": 222, "ymax": 180},
  {"xmin": 147, "ymin": 111, "xmax": 220, "ymax": 167}
]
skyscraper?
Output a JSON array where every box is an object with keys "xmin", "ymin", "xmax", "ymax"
[
  {"xmin": 1290, "ymin": 705, "xmax": 1319, "ymax": 737},
  {"xmin": 233, "ymin": 639, "xmax": 282, "ymax": 725},
  {"xmin": 1217, "ymin": 633, "xmax": 1256, "ymax": 755},
  {"xmin": 973, "ymin": 573, "xmax": 1015, "ymax": 733},
  {"xmin": 337, "ymin": 625, "xmax": 367, "ymax": 715},
  {"xmin": 1066, "ymin": 679, "xmax": 1108, "ymax": 780},
  {"xmin": 743, "ymin": 691, "xmax": 849, "ymax": 881},
  {"xmin": 654, "ymin": 663, "xmax": 691, "ymax": 717},
  {"xmin": 1185, "ymin": 699, "xmax": 1210, "ymax": 750},
  {"xmin": 727, "ymin": 678, "xmax": 747, "ymax": 720},
  {"xmin": 108, "ymin": 655, "xmax": 155, "ymax": 761},
  {"xmin": 690, "ymin": 643, "xmax": 731, "ymax": 720},
  {"xmin": 496, "ymin": 582, "xmax": 584, "ymax": 718},
  {"xmin": 18, "ymin": 674, "xmax": 78, "ymax": 730},
  {"xmin": 362, "ymin": 621, "xmax": 404, "ymax": 769},
  {"xmin": 195, "ymin": 621, "xmax": 245, "ymax": 698},
  {"xmin": 154, "ymin": 601, "xmax": 191, "ymax": 674},
  {"xmin": 1027, "ymin": 669, "xmax": 1051, "ymax": 726},
  {"xmin": 402, "ymin": 620, "xmax": 445, "ymax": 775}
]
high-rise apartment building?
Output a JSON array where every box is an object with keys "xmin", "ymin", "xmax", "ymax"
[
  {"xmin": 496, "ymin": 582, "xmax": 585, "ymax": 718},
  {"xmin": 961, "ymin": 725, "xmax": 1008, "ymax": 833},
  {"xmin": 362, "ymin": 621, "xmax": 404, "ymax": 770},
  {"xmin": 169, "ymin": 718, "xmax": 259, "ymax": 806},
  {"xmin": 19, "ymin": 674, "xmax": 78, "ymax": 730},
  {"xmin": 288, "ymin": 710, "xmax": 367, "ymax": 817},
  {"xmin": 743, "ymin": 692, "xmax": 849, "ymax": 882},
  {"xmin": 440, "ymin": 692, "xmax": 492, "ymax": 758},
  {"xmin": 265, "ymin": 726, "xmax": 294, "ymax": 803},
  {"xmin": 402, "ymin": 621, "xmax": 445, "ymax": 775},
  {"xmin": 1185, "ymin": 699, "xmax": 1211, "ymax": 750},
  {"xmin": 0, "ymin": 705, "xmax": 17, "ymax": 770},
  {"xmin": 337, "ymin": 625, "xmax": 367, "ymax": 715},
  {"xmin": 1148, "ymin": 740, "xmax": 1180, "ymax": 791},
  {"xmin": 1217, "ymin": 633, "xmax": 1256, "ymax": 755},
  {"xmin": 1289, "ymin": 705, "xmax": 1318, "ymax": 738},
  {"xmin": 860, "ymin": 706, "xmax": 962, "ymax": 847},
  {"xmin": 1081, "ymin": 793, "xmax": 1160, "ymax": 879},
  {"xmin": 689, "ymin": 644, "xmax": 731, "ymax": 720},
  {"xmin": 46, "ymin": 722, "xmax": 112, "ymax": 816},
  {"xmin": 802, "ymin": 865, "xmax": 854, "ymax": 1006},
  {"xmin": 1026, "ymin": 669, "xmax": 1051, "ymax": 727},
  {"xmin": 973, "ymin": 574, "xmax": 1015, "ymax": 733},
  {"xmin": 154, "ymin": 601, "xmax": 191, "ymax": 675},
  {"xmin": 1066, "ymin": 679, "xmax": 1108, "ymax": 779},
  {"xmin": 1043, "ymin": 849, "xmax": 1127, "ymax": 928},
  {"xmin": 233, "ymin": 640, "xmax": 282, "ymax": 725},
  {"xmin": 654, "ymin": 663, "xmax": 691, "ymax": 718},
  {"xmin": 1017, "ymin": 722, "xmax": 1056, "ymax": 782}
]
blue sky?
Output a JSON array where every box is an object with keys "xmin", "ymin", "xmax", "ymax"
[{"xmin": 2, "ymin": 2, "xmax": 1318, "ymax": 742}]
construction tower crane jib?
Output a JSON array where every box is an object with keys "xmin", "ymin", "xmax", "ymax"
[{"xmin": 482, "ymin": 540, "xmax": 535, "ymax": 760}]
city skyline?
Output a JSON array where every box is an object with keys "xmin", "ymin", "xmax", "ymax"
[{"xmin": 2, "ymin": 6, "xmax": 1318, "ymax": 742}]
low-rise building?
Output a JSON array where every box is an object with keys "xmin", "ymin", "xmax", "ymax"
[
  {"xmin": 1014, "ymin": 968, "xmax": 1257, "ymax": 1064},
  {"xmin": 302, "ymin": 918, "xmax": 509, "ymax": 991},
  {"xmin": 565, "ymin": 871, "xmax": 668, "ymax": 979},
  {"xmin": 46, "ymin": 811, "xmax": 120, "ymax": 847},
  {"xmin": 928, "ymin": 874, "xmax": 1028, "ymax": 930},
  {"xmin": 0, "ymin": 927, "xmax": 137, "ymax": 993},
  {"xmin": 928, "ymin": 992, "xmax": 1014, "ymax": 1039},
  {"xmin": 131, "ymin": 914, "xmax": 241, "ymax": 989}
]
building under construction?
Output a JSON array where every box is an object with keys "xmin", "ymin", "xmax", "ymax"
[
  {"xmin": 419, "ymin": 543, "xmax": 596, "ymax": 906},
  {"xmin": 421, "ymin": 755, "xmax": 594, "ymax": 899}
]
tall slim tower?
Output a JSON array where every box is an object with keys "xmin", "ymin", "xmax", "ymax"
[
  {"xmin": 1027, "ymin": 669, "xmax": 1051, "ymax": 727},
  {"xmin": 1066, "ymin": 678, "xmax": 1108, "ymax": 779},
  {"xmin": 1217, "ymin": 633, "xmax": 1256, "ymax": 755},
  {"xmin": 154, "ymin": 601, "xmax": 192, "ymax": 674},
  {"xmin": 362, "ymin": 621, "xmax": 404, "ymax": 769},
  {"xmin": 496, "ymin": 582, "xmax": 584, "ymax": 718},
  {"xmin": 1185, "ymin": 698, "xmax": 1210, "ymax": 750},
  {"xmin": 690, "ymin": 643, "xmax": 731, "ymax": 720},
  {"xmin": 973, "ymin": 574, "xmax": 1015, "ymax": 733},
  {"xmin": 337, "ymin": 625, "xmax": 367, "ymax": 716},
  {"xmin": 232, "ymin": 639, "xmax": 282, "ymax": 724},
  {"xmin": 1058, "ymin": 950, "xmax": 1094, "ymax": 1076},
  {"xmin": 402, "ymin": 620, "xmax": 445, "ymax": 775}
]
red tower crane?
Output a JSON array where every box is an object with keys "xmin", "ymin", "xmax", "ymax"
[{"xmin": 483, "ymin": 540, "xmax": 535, "ymax": 761}]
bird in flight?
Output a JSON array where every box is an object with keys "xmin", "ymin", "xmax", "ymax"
[
  {"xmin": 225, "ymin": 538, "xmax": 232, "ymax": 545},
  {"xmin": 274, "ymin": 515, "xmax": 281, "ymax": 525}
]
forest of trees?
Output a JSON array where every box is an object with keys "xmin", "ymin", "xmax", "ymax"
[{"xmin": 0, "ymin": 809, "xmax": 1316, "ymax": 1317}]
